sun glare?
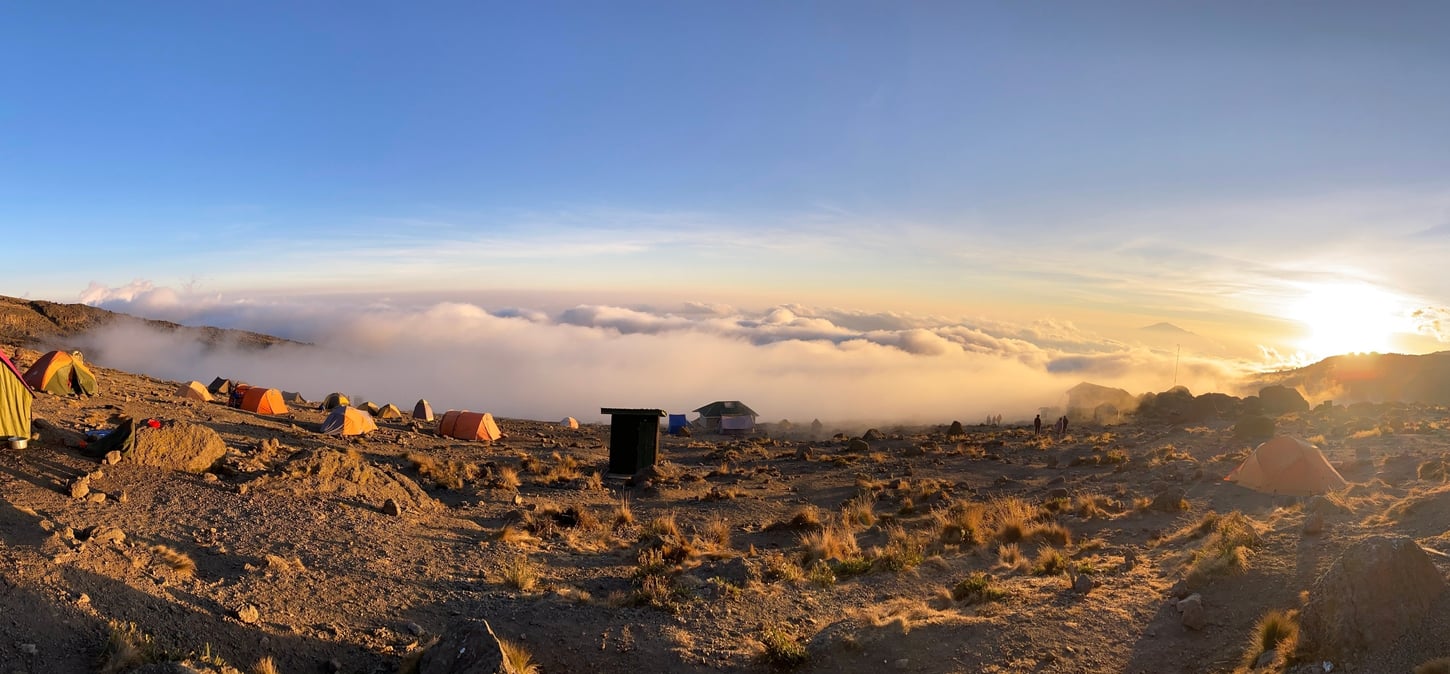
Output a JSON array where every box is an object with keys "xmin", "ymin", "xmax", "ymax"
[{"xmin": 1288, "ymin": 283, "xmax": 1409, "ymax": 359}]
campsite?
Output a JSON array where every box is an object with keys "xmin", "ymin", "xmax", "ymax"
[{"xmin": 4, "ymin": 319, "xmax": 1450, "ymax": 674}]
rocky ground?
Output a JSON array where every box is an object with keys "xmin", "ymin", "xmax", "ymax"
[{"xmin": 2, "ymin": 343, "xmax": 1450, "ymax": 674}]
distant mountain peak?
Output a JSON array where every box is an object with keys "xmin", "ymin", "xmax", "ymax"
[{"xmin": 1140, "ymin": 322, "xmax": 1195, "ymax": 335}]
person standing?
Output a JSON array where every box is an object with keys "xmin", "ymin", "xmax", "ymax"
[{"xmin": 1033, "ymin": 414, "xmax": 1042, "ymax": 434}]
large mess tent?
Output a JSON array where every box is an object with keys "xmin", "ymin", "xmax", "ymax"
[
  {"xmin": 239, "ymin": 388, "xmax": 289, "ymax": 416},
  {"xmin": 319, "ymin": 405, "xmax": 378, "ymax": 436},
  {"xmin": 439, "ymin": 410, "xmax": 502, "ymax": 442},
  {"xmin": 0, "ymin": 350, "xmax": 33, "ymax": 439},
  {"xmin": 1226, "ymin": 436, "xmax": 1348, "ymax": 495},
  {"xmin": 175, "ymin": 381, "xmax": 213, "ymax": 402},
  {"xmin": 23, "ymin": 350, "xmax": 98, "ymax": 396},
  {"xmin": 412, "ymin": 399, "xmax": 434, "ymax": 421}
]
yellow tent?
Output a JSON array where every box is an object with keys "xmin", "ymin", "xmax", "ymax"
[
  {"xmin": 322, "ymin": 392, "xmax": 350, "ymax": 410},
  {"xmin": 320, "ymin": 405, "xmax": 378, "ymax": 436},
  {"xmin": 377, "ymin": 404, "xmax": 404, "ymax": 421},
  {"xmin": 1226, "ymin": 436, "xmax": 1348, "ymax": 496},
  {"xmin": 176, "ymin": 381, "xmax": 213, "ymax": 402},
  {"xmin": 412, "ymin": 399, "xmax": 435, "ymax": 421}
]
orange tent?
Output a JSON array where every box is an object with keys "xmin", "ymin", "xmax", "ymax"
[
  {"xmin": 560, "ymin": 417, "xmax": 579, "ymax": 429},
  {"xmin": 319, "ymin": 405, "xmax": 377, "ymax": 436},
  {"xmin": 1226, "ymin": 436, "xmax": 1348, "ymax": 496},
  {"xmin": 239, "ymin": 388, "xmax": 289, "ymax": 416},
  {"xmin": 439, "ymin": 410, "xmax": 502, "ymax": 442},
  {"xmin": 23, "ymin": 350, "xmax": 98, "ymax": 396},
  {"xmin": 175, "ymin": 381, "xmax": 212, "ymax": 402}
]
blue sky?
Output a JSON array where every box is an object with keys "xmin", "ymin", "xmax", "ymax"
[{"xmin": 5, "ymin": 2, "xmax": 1450, "ymax": 362}]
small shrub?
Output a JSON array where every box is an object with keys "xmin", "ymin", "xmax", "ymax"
[
  {"xmin": 806, "ymin": 559, "xmax": 837, "ymax": 587},
  {"xmin": 1186, "ymin": 512, "xmax": 1262, "ymax": 585},
  {"xmin": 832, "ymin": 556, "xmax": 873, "ymax": 577},
  {"xmin": 757, "ymin": 551, "xmax": 805, "ymax": 583},
  {"xmin": 760, "ymin": 624, "xmax": 809, "ymax": 667},
  {"xmin": 872, "ymin": 525, "xmax": 926, "ymax": 572},
  {"xmin": 102, "ymin": 621, "xmax": 160, "ymax": 673},
  {"xmin": 951, "ymin": 571, "xmax": 1006, "ymax": 604}
]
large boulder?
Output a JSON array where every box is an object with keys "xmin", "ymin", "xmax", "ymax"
[
  {"xmin": 1299, "ymin": 536, "xmax": 1446, "ymax": 660},
  {"xmin": 1259, "ymin": 385, "xmax": 1310, "ymax": 416},
  {"xmin": 418, "ymin": 620, "xmax": 504, "ymax": 674},
  {"xmin": 129, "ymin": 421, "xmax": 228, "ymax": 474}
]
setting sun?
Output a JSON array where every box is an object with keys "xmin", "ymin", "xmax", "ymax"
[{"xmin": 1289, "ymin": 283, "xmax": 1411, "ymax": 358}]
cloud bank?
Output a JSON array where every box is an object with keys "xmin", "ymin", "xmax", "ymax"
[{"xmin": 71, "ymin": 283, "xmax": 1259, "ymax": 425}]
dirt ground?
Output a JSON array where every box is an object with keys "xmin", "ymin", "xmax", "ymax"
[{"xmin": 2, "ymin": 344, "xmax": 1450, "ymax": 674}]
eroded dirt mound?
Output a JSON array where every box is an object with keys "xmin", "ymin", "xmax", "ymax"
[
  {"xmin": 256, "ymin": 447, "xmax": 436, "ymax": 512},
  {"xmin": 128, "ymin": 421, "xmax": 229, "ymax": 474},
  {"xmin": 1299, "ymin": 535, "xmax": 1446, "ymax": 660}
]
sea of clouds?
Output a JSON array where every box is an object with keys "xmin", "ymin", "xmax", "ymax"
[{"xmin": 67, "ymin": 281, "xmax": 1256, "ymax": 425}]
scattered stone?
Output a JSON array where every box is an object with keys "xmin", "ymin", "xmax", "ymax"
[
  {"xmin": 1073, "ymin": 573, "xmax": 1093, "ymax": 593},
  {"xmin": 406, "ymin": 622, "xmax": 425, "ymax": 636},
  {"xmin": 236, "ymin": 604, "xmax": 261, "ymax": 625},
  {"xmin": 1047, "ymin": 487, "xmax": 1069, "ymax": 499},
  {"xmin": 847, "ymin": 438, "xmax": 869, "ymax": 453},
  {"xmin": 863, "ymin": 428, "xmax": 885, "ymax": 441},
  {"xmin": 118, "ymin": 490, "xmax": 129, "ymax": 504},
  {"xmin": 1300, "ymin": 536, "xmax": 1445, "ymax": 659},
  {"xmin": 103, "ymin": 450, "xmax": 122, "ymax": 466},
  {"xmin": 18, "ymin": 644, "xmax": 36, "ymax": 656},
  {"xmin": 88, "ymin": 470, "xmax": 105, "ymax": 480},
  {"xmin": 202, "ymin": 473, "xmax": 219, "ymax": 483},
  {"xmin": 87, "ymin": 492, "xmax": 106, "ymax": 504},
  {"xmin": 69, "ymin": 477, "xmax": 90, "ymax": 500},
  {"xmin": 76, "ymin": 593, "xmax": 90, "ymax": 605},
  {"xmin": 383, "ymin": 499, "xmax": 403, "ymax": 517},
  {"xmin": 1122, "ymin": 548, "xmax": 1140, "ymax": 568},
  {"xmin": 795, "ymin": 446, "xmax": 813, "ymax": 461},
  {"xmin": 85, "ymin": 525, "xmax": 125, "ymax": 545},
  {"xmin": 1178, "ymin": 593, "xmax": 1206, "ymax": 630}
]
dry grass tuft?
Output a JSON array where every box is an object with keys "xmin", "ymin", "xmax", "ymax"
[
  {"xmin": 151, "ymin": 545, "xmax": 196, "ymax": 577},
  {"xmin": 492, "ymin": 466, "xmax": 522, "ymax": 491},
  {"xmin": 872, "ymin": 525, "xmax": 927, "ymax": 572},
  {"xmin": 768, "ymin": 505, "xmax": 825, "ymax": 532},
  {"xmin": 500, "ymin": 555, "xmax": 540, "ymax": 592},
  {"xmin": 497, "ymin": 635, "xmax": 541, "ymax": 674},
  {"xmin": 251, "ymin": 656, "xmax": 279, "ymax": 674},
  {"xmin": 701, "ymin": 516, "xmax": 732, "ymax": 552},
  {"xmin": 1239, "ymin": 609, "xmax": 1298, "ymax": 670},
  {"xmin": 1186, "ymin": 512, "xmax": 1262, "ymax": 586},
  {"xmin": 933, "ymin": 501, "xmax": 986, "ymax": 546},
  {"xmin": 996, "ymin": 543, "xmax": 1030, "ymax": 574},
  {"xmin": 1032, "ymin": 546, "xmax": 1071, "ymax": 576},
  {"xmin": 407, "ymin": 452, "xmax": 480, "ymax": 490},
  {"xmin": 612, "ymin": 495, "xmax": 635, "ymax": 528},
  {"xmin": 799, "ymin": 519, "xmax": 861, "ymax": 565},
  {"xmin": 841, "ymin": 493, "xmax": 877, "ymax": 528},
  {"xmin": 101, "ymin": 621, "xmax": 159, "ymax": 673}
]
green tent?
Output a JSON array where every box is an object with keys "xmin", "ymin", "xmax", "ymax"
[{"xmin": 0, "ymin": 350, "xmax": 33, "ymax": 439}]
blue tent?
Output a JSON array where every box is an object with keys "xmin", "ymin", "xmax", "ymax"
[{"xmin": 667, "ymin": 414, "xmax": 688, "ymax": 435}]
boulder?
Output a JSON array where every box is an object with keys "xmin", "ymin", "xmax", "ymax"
[
  {"xmin": 128, "ymin": 422, "xmax": 228, "ymax": 474},
  {"xmin": 1299, "ymin": 536, "xmax": 1446, "ymax": 660},
  {"xmin": 947, "ymin": 421, "xmax": 965, "ymax": 437},
  {"xmin": 847, "ymin": 438, "xmax": 870, "ymax": 453},
  {"xmin": 418, "ymin": 620, "xmax": 505, "ymax": 674},
  {"xmin": 1150, "ymin": 487, "xmax": 1188, "ymax": 512},
  {"xmin": 1177, "ymin": 593, "xmax": 1206, "ymax": 630},
  {"xmin": 1259, "ymin": 386, "xmax": 1310, "ymax": 416},
  {"xmin": 863, "ymin": 428, "xmax": 885, "ymax": 441}
]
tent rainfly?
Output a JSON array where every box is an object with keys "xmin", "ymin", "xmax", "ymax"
[
  {"xmin": 176, "ymin": 381, "xmax": 213, "ymax": 402},
  {"xmin": 320, "ymin": 405, "xmax": 377, "ymax": 436},
  {"xmin": 322, "ymin": 392, "xmax": 350, "ymax": 410},
  {"xmin": 438, "ymin": 410, "xmax": 502, "ymax": 442},
  {"xmin": 376, "ymin": 404, "xmax": 404, "ymax": 421},
  {"xmin": 560, "ymin": 417, "xmax": 579, "ymax": 429},
  {"xmin": 23, "ymin": 350, "xmax": 98, "ymax": 396},
  {"xmin": 0, "ymin": 349, "xmax": 34, "ymax": 439},
  {"xmin": 240, "ymin": 388, "xmax": 289, "ymax": 416},
  {"xmin": 412, "ymin": 399, "xmax": 435, "ymax": 421},
  {"xmin": 1226, "ymin": 436, "xmax": 1348, "ymax": 496}
]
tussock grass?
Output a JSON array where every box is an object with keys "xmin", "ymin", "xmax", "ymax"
[
  {"xmin": 932, "ymin": 501, "xmax": 986, "ymax": 546},
  {"xmin": 251, "ymin": 656, "xmax": 279, "ymax": 674},
  {"xmin": 1186, "ymin": 512, "xmax": 1262, "ymax": 586},
  {"xmin": 996, "ymin": 543, "xmax": 1029, "ymax": 574},
  {"xmin": 1032, "ymin": 546, "xmax": 1070, "ymax": 576},
  {"xmin": 101, "ymin": 621, "xmax": 160, "ymax": 673},
  {"xmin": 1073, "ymin": 493, "xmax": 1115, "ymax": 519},
  {"xmin": 806, "ymin": 559, "xmax": 836, "ymax": 587},
  {"xmin": 492, "ymin": 466, "xmax": 521, "ymax": 491},
  {"xmin": 768, "ymin": 505, "xmax": 824, "ymax": 532},
  {"xmin": 757, "ymin": 550, "xmax": 806, "ymax": 583},
  {"xmin": 799, "ymin": 520, "xmax": 861, "ymax": 565},
  {"xmin": 841, "ymin": 493, "xmax": 877, "ymax": 528},
  {"xmin": 407, "ymin": 452, "xmax": 480, "ymax": 490},
  {"xmin": 1239, "ymin": 609, "xmax": 1298, "ymax": 670},
  {"xmin": 151, "ymin": 545, "xmax": 196, "ymax": 577},
  {"xmin": 701, "ymin": 516, "xmax": 731, "ymax": 552},
  {"xmin": 612, "ymin": 495, "xmax": 635, "ymax": 528},
  {"xmin": 871, "ymin": 525, "xmax": 926, "ymax": 572},
  {"xmin": 500, "ymin": 555, "xmax": 540, "ymax": 592},
  {"xmin": 497, "ymin": 635, "xmax": 541, "ymax": 674}
]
